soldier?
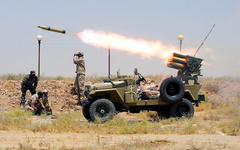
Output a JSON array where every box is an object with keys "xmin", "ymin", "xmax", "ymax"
[
  {"xmin": 42, "ymin": 90, "xmax": 52, "ymax": 115},
  {"xmin": 73, "ymin": 51, "xmax": 85, "ymax": 105},
  {"xmin": 20, "ymin": 71, "xmax": 38, "ymax": 106},
  {"xmin": 24, "ymin": 91, "xmax": 44, "ymax": 115}
]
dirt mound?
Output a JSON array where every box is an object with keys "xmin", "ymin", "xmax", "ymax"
[
  {"xmin": 201, "ymin": 78, "xmax": 240, "ymax": 102},
  {"xmin": 0, "ymin": 80, "xmax": 80, "ymax": 112},
  {"xmin": 1, "ymin": 77, "xmax": 240, "ymax": 113}
]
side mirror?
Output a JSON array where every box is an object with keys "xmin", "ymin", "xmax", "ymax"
[{"xmin": 134, "ymin": 68, "xmax": 138, "ymax": 75}]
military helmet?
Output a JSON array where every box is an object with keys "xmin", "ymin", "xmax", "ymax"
[{"xmin": 30, "ymin": 70, "xmax": 36, "ymax": 75}]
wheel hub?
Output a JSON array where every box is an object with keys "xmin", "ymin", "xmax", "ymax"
[
  {"xmin": 176, "ymin": 104, "xmax": 189, "ymax": 117},
  {"xmin": 100, "ymin": 109, "xmax": 105, "ymax": 114},
  {"xmin": 166, "ymin": 82, "xmax": 180, "ymax": 96}
]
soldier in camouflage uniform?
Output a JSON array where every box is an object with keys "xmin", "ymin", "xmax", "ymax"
[
  {"xmin": 20, "ymin": 71, "xmax": 38, "ymax": 106},
  {"xmin": 42, "ymin": 89, "xmax": 52, "ymax": 115},
  {"xmin": 73, "ymin": 52, "xmax": 85, "ymax": 104},
  {"xmin": 24, "ymin": 91, "xmax": 44, "ymax": 115}
]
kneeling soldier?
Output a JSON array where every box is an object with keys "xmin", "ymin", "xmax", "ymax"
[
  {"xmin": 42, "ymin": 90, "xmax": 52, "ymax": 115},
  {"xmin": 24, "ymin": 92, "xmax": 44, "ymax": 115}
]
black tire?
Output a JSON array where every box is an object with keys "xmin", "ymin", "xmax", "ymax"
[
  {"xmin": 89, "ymin": 99, "xmax": 115, "ymax": 123},
  {"xmin": 82, "ymin": 104, "xmax": 91, "ymax": 121},
  {"xmin": 169, "ymin": 98, "xmax": 194, "ymax": 118},
  {"xmin": 160, "ymin": 77, "xmax": 185, "ymax": 103}
]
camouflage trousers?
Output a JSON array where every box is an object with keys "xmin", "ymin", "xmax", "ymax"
[
  {"xmin": 74, "ymin": 74, "xmax": 85, "ymax": 96},
  {"xmin": 20, "ymin": 85, "xmax": 36, "ymax": 105}
]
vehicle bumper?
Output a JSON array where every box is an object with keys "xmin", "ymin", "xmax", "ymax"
[
  {"xmin": 195, "ymin": 94, "xmax": 205, "ymax": 107},
  {"xmin": 79, "ymin": 99, "xmax": 91, "ymax": 106}
]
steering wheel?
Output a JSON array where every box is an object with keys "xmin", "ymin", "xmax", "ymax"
[{"xmin": 136, "ymin": 73, "xmax": 146, "ymax": 85}]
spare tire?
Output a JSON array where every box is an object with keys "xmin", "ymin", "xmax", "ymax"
[{"xmin": 160, "ymin": 77, "xmax": 184, "ymax": 103}]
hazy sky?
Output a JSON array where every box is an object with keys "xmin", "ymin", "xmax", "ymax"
[{"xmin": 0, "ymin": 0, "xmax": 239, "ymax": 77}]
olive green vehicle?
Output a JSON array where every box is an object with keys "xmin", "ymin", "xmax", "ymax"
[{"xmin": 81, "ymin": 53, "xmax": 205, "ymax": 122}]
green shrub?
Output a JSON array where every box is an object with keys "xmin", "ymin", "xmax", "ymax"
[
  {"xmin": 56, "ymin": 76, "xmax": 64, "ymax": 80},
  {"xmin": 0, "ymin": 73, "xmax": 26, "ymax": 80}
]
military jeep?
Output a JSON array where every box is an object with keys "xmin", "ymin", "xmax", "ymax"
[{"xmin": 82, "ymin": 53, "xmax": 205, "ymax": 122}]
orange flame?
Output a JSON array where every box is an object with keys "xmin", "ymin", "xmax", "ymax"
[{"xmin": 77, "ymin": 30, "xmax": 193, "ymax": 62}]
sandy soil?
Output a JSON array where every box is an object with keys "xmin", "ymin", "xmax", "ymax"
[
  {"xmin": 0, "ymin": 131, "xmax": 239, "ymax": 150},
  {"xmin": 1, "ymin": 79, "xmax": 240, "ymax": 149}
]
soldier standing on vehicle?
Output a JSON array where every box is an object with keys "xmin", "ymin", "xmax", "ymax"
[
  {"xmin": 20, "ymin": 71, "xmax": 38, "ymax": 107},
  {"xmin": 73, "ymin": 51, "xmax": 85, "ymax": 105},
  {"xmin": 24, "ymin": 91, "xmax": 44, "ymax": 115}
]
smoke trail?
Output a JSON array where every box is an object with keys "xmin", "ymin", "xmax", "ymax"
[{"xmin": 77, "ymin": 30, "xmax": 193, "ymax": 61}]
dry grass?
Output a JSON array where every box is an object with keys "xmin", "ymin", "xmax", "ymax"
[
  {"xmin": 15, "ymin": 137, "xmax": 171, "ymax": 150},
  {"xmin": 99, "ymin": 139, "xmax": 172, "ymax": 150},
  {"xmin": 0, "ymin": 109, "xmax": 206, "ymax": 135},
  {"xmin": 0, "ymin": 108, "xmax": 32, "ymax": 130},
  {"xmin": 0, "ymin": 99, "xmax": 240, "ymax": 136}
]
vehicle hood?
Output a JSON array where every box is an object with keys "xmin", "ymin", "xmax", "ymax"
[{"xmin": 89, "ymin": 81, "xmax": 126, "ymax": 90}]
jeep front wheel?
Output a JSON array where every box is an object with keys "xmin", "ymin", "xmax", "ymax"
[
  {"xmin": 89, "ymin": 98, "xmax": 115, "ymax": 123},
  {"xmin": 82, "ymin": 104, "xmax": 91, "ymax": 121}
]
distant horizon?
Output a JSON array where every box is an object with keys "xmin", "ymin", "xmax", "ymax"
[{"xmin": 0, "ymin": 72, "xmax": 239, "ymax": 79}]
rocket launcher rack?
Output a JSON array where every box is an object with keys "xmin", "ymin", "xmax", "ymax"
[{"xmin": 167, "ymin": 52, "xmax": 203, "ymax": 85}]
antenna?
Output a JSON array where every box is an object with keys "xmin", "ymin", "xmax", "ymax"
[
  {"xmin": 194, "ymin": 24, "xmax": 215, "ymax": 56},
  {"xmin": 108, "ymin": 41, "xmax": 111, "ymax": 78}
]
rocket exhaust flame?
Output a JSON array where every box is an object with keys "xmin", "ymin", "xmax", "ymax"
[{"xmin": 77, "ymin": 30, "xmax": 193, "ymax": 62}]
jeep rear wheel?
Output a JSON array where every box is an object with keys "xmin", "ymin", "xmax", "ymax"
[
  {"xmin": 169, "ymin": 98, "xmax": 194, "ymax": 118},
  {"xmin": 89, "ymin": 99, "xmax": 115, "ymax": 123}
]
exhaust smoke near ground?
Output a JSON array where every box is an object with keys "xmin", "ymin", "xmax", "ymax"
[{"xmin": 77, "ymin": 30, "xmax": 194, "ymax": 62}]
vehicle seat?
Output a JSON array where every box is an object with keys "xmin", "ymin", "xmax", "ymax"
[{"xmin": 139, "ymin": 74, "xmax": 172, "ymax": 100}]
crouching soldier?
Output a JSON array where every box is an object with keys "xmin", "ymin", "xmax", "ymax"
[
  {"xmin": 24, "ymin": 92, "xmax": 44, "ymax": 115},
  {"xmin": 20, "ymin": 71, "xmax": 38, "ymax": 107},
  {"xmin": 42, "ymin": 90, "xmax": 52, "ymax": 115}
]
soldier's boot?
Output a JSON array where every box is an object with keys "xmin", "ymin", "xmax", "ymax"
[
  {"xmin": 20, "ymin": 96, "xmax": 25, "ymax": 108},
  {"xmin": 77, "ymin": 91, "xmax": 85, "ymax": 106},
  {"xmin": 77, "ymin": 97, "xmax": 82, "ymax": 106},
  {"xmin": 34, "ymin": 109, "xmax": 42, "ymax": 116}
]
